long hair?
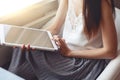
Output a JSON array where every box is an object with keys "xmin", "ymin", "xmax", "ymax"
[{"xmin": 83, "ymin": 0, "xmax": 115, "ymax": 39}]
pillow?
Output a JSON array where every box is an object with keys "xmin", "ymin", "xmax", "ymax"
[
  {"xmin": 0, "ymin": 67, "xmax": 25, "ymax": 80},
  {"xmin": 115, "ymin": 8, "xmax": 120, "ymax": 50}
]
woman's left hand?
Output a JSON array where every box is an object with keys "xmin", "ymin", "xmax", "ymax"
[{"xmin": 53, "ymin": 35, "xmax": 71, "ymax": 57}]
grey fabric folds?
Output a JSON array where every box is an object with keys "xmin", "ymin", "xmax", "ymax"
[
  {"xmin": 9, "ymin": 48, "xmax": 110, "ymax": 80},
  {"xmin": 8, "ymin": 48, "xmax": 37, "ymax": 80}
]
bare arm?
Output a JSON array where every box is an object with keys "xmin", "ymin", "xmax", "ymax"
[
  {"xmin": 55, "ymin": 0, "xmax": 117, "ymax": 59},
  {"xmin": 46, "ymin": 0, "xmax": 68, "ymax": 35}
]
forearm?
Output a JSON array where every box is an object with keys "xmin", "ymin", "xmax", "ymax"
[
  {"xmin": 46, "ymin": 0, "xmax": 68, "ymax": 35},
  {"xmin": 46, "ymin": 24, "xmax": 59, "ymax": 35},
  {"xmin": 53, "ymin": 36, "xmax": 117, "ymax": 59},
  {"xmin": 68, "ymin": 48, "xmax": 117, "ymax": 59},
  {"xmin": 46, "ymin": 17, "xmax": 65, "ymax": 35}
]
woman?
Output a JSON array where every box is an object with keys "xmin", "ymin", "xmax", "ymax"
[{"xmin": 9, "ymin": 0, "xmax": 117, "ymax": 80}]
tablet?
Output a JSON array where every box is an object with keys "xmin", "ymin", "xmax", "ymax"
[{"xmin": 0, "ymin": 24, "xmax": 58, "ymax": 51}]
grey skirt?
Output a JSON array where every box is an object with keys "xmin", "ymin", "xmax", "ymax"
[{"xmin": 8, "ymin": 48, "xmax": 110, "ymax": 80}]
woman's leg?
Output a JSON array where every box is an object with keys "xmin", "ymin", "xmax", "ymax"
[
  {"xmin": 26, "ymin": 50, "xmax": 109, "ymax": 80},
  {"xmin": 8, "ymin": 47, "xmax": 37, "ymax": 80},
  {"xmin": 26, "ymin": 50, "xmax": 77, "ymax": 80}
]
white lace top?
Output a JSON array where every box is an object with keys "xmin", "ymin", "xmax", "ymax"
[{"xmin": 62, "ymin": 0, "xmax": 103, "ymax": 50}]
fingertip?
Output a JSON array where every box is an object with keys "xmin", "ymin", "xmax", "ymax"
[
  {"xmin": 26, "ymin": 44, "xmax": 31, "ymax": 50},
  {"xmin": 21, "ymin": 44, "xmax": 26, "ymax": 50},
  {"xmin": 53, "ymin": 35, "xmax": 59, "ymax": 38},
  {"xmin": 56, "ymin": 42, "xmax": 61, "ymax": 46},
  {"xmin": 28, "ymin": 44, "xmax": 30, "ymax": 48}
]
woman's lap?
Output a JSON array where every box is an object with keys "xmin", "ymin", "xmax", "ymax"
[
  {"xmin": 8, "ymin": 48, "xmax": 37, "ymax": 80},
  {"xmin": 8, "ymin": 47, "xmax": 109, "ymax": 80}
]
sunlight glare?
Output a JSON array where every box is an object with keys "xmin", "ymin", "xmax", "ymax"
[{"xmin": 0, "ymin": 0, "xmax": 43, "ymax": 17}]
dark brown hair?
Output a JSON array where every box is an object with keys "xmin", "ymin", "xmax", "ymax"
[{"xmin": 83, "ymin": 0, "xmax": 115, "ymax": 39}]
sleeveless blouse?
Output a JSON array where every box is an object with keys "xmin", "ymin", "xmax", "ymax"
[{"xmin": 62, "ymin": 0, "xmax": 103, "ymax": 50}]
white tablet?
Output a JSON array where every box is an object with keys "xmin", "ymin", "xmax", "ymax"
[{"xmin": 0, "ymin": 24, "xmax": 58, "ymax": 51}]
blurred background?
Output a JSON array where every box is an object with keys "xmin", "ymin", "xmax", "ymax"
[
  {"xmin": 0, "ymin": 0, "xmax": 59, "ymax": 29},
  {"xmin": 0, "ymin": 0, "xmax": 120, "ymax": 29}
]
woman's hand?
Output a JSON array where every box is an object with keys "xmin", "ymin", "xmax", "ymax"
[
  {"xmin": 53, "ymin": 35, "xmax": 72, "ymax": 57},
  {"xmin": 13, "ymin": 44, "xmax": 35, "ymax": 51}
]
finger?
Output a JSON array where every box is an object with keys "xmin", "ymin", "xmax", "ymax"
[
  {"xmin": 61, "ymin": 38, "xmax": 65, "ymax": 42},
  {"xmin": 56, "ymin": 41, "xmax": 61, "ymax": 46},
  {"xmin": 59, "ymin": 39, "xmax": 68, "ymax": 49},
  {"xmin": 13, "ymin": 46, "xmax": 17, "ymax": 48},
  {"xmin": 26, "ymin": 44, "xmax": 32, "ymax": 51},
  {"xmin": 59, "ymin": 38, "xmax": 66, "ymax": 45},
  {"xmin": 27, "ymin": 44, "xmax": 36, "ymax": 51},
  {"xmin": 53, "ymin": 37, "xmax": 60, "ymax": 44},
  {"xmin": 27, "ymin": 44, "xmax": 30, "ymax": 49},
  {"xmin": 21, "ymin": 44, "xmax": 26, "ymax": 50},
  {"xmin": 53, "ymin": 35, "xmax": 60, "ymax": 40},
  {"xmin": 53, "ymin": 35, "xmax": 59, "ymax": 39}
]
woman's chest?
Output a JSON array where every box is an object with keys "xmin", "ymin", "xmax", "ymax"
[{"xmin": 71, "ymin": 0, "xmax": 83, "ymax": 17}]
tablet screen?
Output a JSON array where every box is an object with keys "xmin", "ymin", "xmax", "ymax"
[{"xmin": 0, "ymin": 24, "xmax": 58, "ymax": 51}]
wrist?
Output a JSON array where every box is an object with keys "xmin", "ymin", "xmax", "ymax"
[{"xmin": 66, "ymin": 49, "xmax": 73, "ymax": 57}]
